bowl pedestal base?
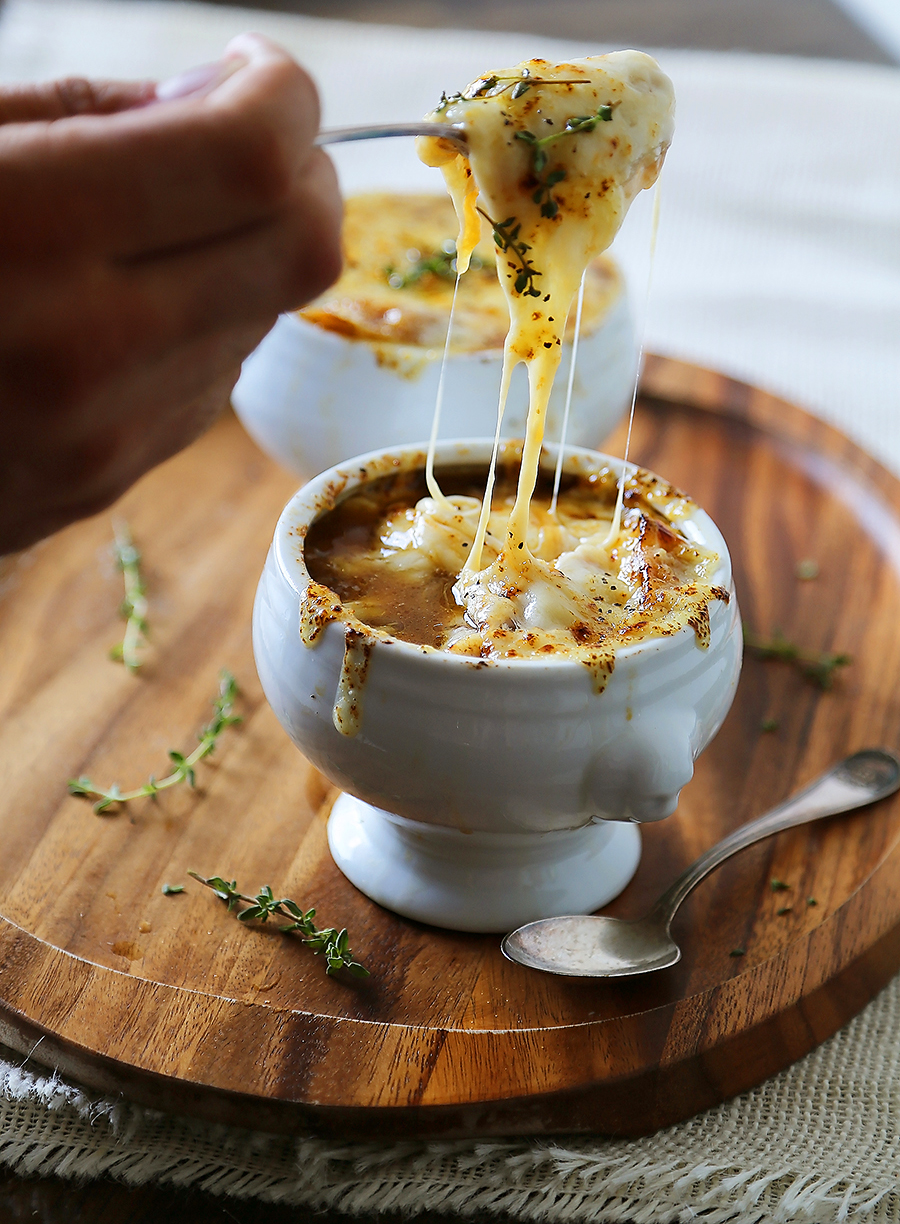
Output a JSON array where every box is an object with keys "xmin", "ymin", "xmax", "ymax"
[{"xmin": 327, "ymin": 793, "xmax": 642, "ymax": 933}]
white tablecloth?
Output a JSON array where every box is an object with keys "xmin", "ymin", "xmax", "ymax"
[{"xmin": 1, "ymin": 2, "xmax": 900, "ymax": 1219}]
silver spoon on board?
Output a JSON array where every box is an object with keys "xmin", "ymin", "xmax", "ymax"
[
  {"xmin": 502, "ymin": 748, "xmax": 900, "ymax": 978},
  {"xmin": 315, "ymin": 123, "xmax": 467, "ymax": 153}
]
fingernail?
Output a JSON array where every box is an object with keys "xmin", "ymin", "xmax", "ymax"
[
  {"xmin": 224, "ymin": 32, "xmax": 271, "ymax": 58},
  {"xmin": 155, "ymin": 55, "xmax": 247, "ymax": 102}
]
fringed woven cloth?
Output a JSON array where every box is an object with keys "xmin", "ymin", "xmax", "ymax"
[
  {"xmin": 2, "ymin": 972, "xmax": 900, "ymax": 1221},
  {"xmin": 1, "ymin": 2, "xmax": 899, "ymax": 1220}
]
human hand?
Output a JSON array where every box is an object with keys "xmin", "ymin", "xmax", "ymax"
[{"xmin": 0, "ymin": 33, "xmax": 342, "ymax": 553}]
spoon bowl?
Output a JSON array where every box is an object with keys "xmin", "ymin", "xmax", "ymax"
[{"xmin": 503, "ymin": 914, "xmax": 680, "ymax": 977}]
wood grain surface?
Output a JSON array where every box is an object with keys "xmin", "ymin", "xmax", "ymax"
[{"xmin": 0, "ymin": 356, "xmax": 898, "ymax": 1140}]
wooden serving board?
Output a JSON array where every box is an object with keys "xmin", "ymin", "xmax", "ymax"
[{"xmin": 1, "ymin": 355, "xmax": 899, "ymax": 1139}]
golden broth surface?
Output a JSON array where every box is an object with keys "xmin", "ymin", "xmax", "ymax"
[{"xmin": 305, "ymin": 463, "xmax": 727, "ymax": 685}]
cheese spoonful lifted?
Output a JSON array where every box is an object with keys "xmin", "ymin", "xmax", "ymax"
[{"xmin": 414, "ymin": 54, "xmax": 676, "ymax": 656}]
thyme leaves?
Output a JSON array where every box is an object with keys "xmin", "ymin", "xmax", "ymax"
[
  {"xmin": 743, "ymin": 627, "xmax": 851, "ymax": 690},
  {"xmin": 434, "ymin": 75, "xmax": 589, "ymax": 112},
  {"xmin": 69, "ymin": 671, "xmax": 241, "ymax": 813},
  {"xmin": 109, "ymin": 523, "xmax": 148, "ymax": 673},
  {"xmin": 559, "ymin": 103, "xmax": 616, "ymax": 135},
  {"xmin": 188, "ymin": 874, "xmax": 369, "ymax": 978},
  {"xmin": 515, "ymin": 103, "xmax": 614, "ymax": 218},
  {"xmin": 477, "ymin": 207, "xmax": 542, "ymax": 298},
  {"xmin": 386, "ymin": 247, "xmax": 456, "ymax": 288},
  {"xmin": 384, "ymin": 242, "xmax": 491, "ymax": 290}
]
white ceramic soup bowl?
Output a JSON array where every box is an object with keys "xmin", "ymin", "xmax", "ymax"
[
  {"xmin": 232, "ymin": 290, "xmax": 635, "ymax": 478},
  {"xmin": 252, "ymin": 440, "xmax": 742, "ymax": 932}
]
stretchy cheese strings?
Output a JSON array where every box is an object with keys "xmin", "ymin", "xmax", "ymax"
[
  {"xmin": 425, "ymin": 268, "xmax": 463, "ymax": 507},
  {"xmin": 550, "ymin": 269, "xmax": 587, "ymax": 517},
  {"xmin": 604, "ymin": 178, "xmax": 663, "ymax": 548}
]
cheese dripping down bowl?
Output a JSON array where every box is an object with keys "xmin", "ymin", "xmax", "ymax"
[
  {"xmin": 231, "ymin": 193, "xmax": 636, "ymax": 477},
  {"xmin": 252, "ymin": 439, "xmax": 743, "ymax": 933}
]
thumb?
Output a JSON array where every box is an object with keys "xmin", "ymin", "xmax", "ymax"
[{"xmin": 0, "ymin": 78, "xmax": 156, "ymax": 124}]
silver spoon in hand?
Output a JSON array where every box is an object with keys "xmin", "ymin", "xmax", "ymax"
[
  {"xmin": 315, "ymin": 122, "xmax": 467, "ymax": 153},
  {"xmin": 502, "ymin": 748, "xmax": 900, "ymax": 978}
]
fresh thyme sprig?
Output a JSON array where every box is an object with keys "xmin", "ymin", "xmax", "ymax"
[
  {"xmin": 515, "ymin": 103, "xmax": 614, "ymax": 218},
  {"xmin": 743, "ymin": 627, "xmax": 852, "ymax": 690},
  {"xmin": 477, "ymin": 207, "xmax": 542, "ymax": 297},
  {"xmin": 434, "ymin": 75, "xmax": 588, "ymax": 112},
  {"xmin": 188, "ymin": 874, "xmax": 369, "ymax": 978},
  {"xmin": 523, "ymin": 157, "xmax": 567, "ymax": 219},
  {"xmin": 109, "ymin": 522, "xmax": 148, "ymax": 673},
  {"xmin": 69, "ymin": 671, "xmax": 242, "ymax": 813},
  {"xmin": 434, "ymin": 89, "xmax": 461, "ymax": 113}
]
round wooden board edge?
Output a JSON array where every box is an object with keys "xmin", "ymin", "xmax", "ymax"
[
  {"xmin": 641, "ymin": 354, "xmax": 900, "ymax": 508},
  {"xmin": 0, "ymin": 835, "xmax": 900, "ymax": 1139},
  {"xmin": 1, "ymin": 356, "xmax": 899, "ymax": 1138}
]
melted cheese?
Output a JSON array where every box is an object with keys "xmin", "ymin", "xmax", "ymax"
[
  {"xmin": 300, "ymin": 54, "xmax": 696, "ymax": 734},
  {"xmin": 416, "ymin": 52, "xmax": 676, "ymax": 649},
  {"xmin": 298, "ymin": 193, "xmax": 622, "ymax": 352},
  {"xmin": 304, "ymin": 462, "xmax": 728, "ymax": 695}
]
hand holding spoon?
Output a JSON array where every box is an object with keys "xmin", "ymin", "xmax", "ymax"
[{"xmin": 502, "ymin": 749, "xmax": 900, "ymax": 978}]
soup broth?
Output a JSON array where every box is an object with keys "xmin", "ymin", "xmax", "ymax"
[{"xmin": 305, "ymin": 459, "xmax": 727, "ymax": 690}]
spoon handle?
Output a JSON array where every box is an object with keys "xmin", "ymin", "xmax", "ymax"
[
  {"xmin": 653, "ymin": 749, "xmax": 900, "ymax": 928},
  {"xmin": 314, "ymin": 122, "xmax": 465, "ymax": 149}
]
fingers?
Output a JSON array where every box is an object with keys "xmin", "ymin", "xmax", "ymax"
[
  {"xmin": 154, "ymin": 57, "xmax": 246, "ymax": 103},
  {"xmin": 0, "ymin": 33, "xmax": 344, "ymax": 553},
  {"xmin": 0, "ymin": 78, "xmax": 156, "ymax": 125},
  {"xmin": 0, "ymin": 145, "xmax": 340, "ymax": 403},
  {"xmin": 118, "ymin": 145, "xmax": 343, "ymax": 347},
  {"xmin": 0, "ymin": 319, "xmax": 269, "ymax": 553},
  {"xmin": 0, "ymin": 34, "xmax": 332, "ymax": 264}
]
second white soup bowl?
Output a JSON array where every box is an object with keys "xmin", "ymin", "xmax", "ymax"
[
  {"xmin": 253, "ymin": 440, "xmax": 743, "ymax": 932},
  {"xmin": 232, "ymin": 293, "xmax": 635, "ymax": 478}
]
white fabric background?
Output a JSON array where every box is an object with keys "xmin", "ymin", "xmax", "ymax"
[
  {"xmin": 834, "ymin": 0, "xmax": 900, "ymax": 61},
  {"xmin": 1, "ymin": 1, "xmax": 900, "ymax": 1218}
]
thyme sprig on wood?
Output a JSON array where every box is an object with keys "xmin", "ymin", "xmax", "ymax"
[
  {"xmin": 109, "ymin": 522, "xmax": 148, "ymax": 673},
  {"xmin": 515, "ymin": 103, "xmax": 614, "ymax": 218},
  {"xmin": 69, "ymin": 671, "xmax": 241, "ymax": 813},
  {"xmin": 477, "ymin": 207, "xmax": 542, "ymax": 297},
  {"xmin": 743, "ymin": 627, "xmax": 852, "ymax": 690},
  {"xmin": 188, "ymin": 874, "xmax": 369, "ymax": 978}
]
